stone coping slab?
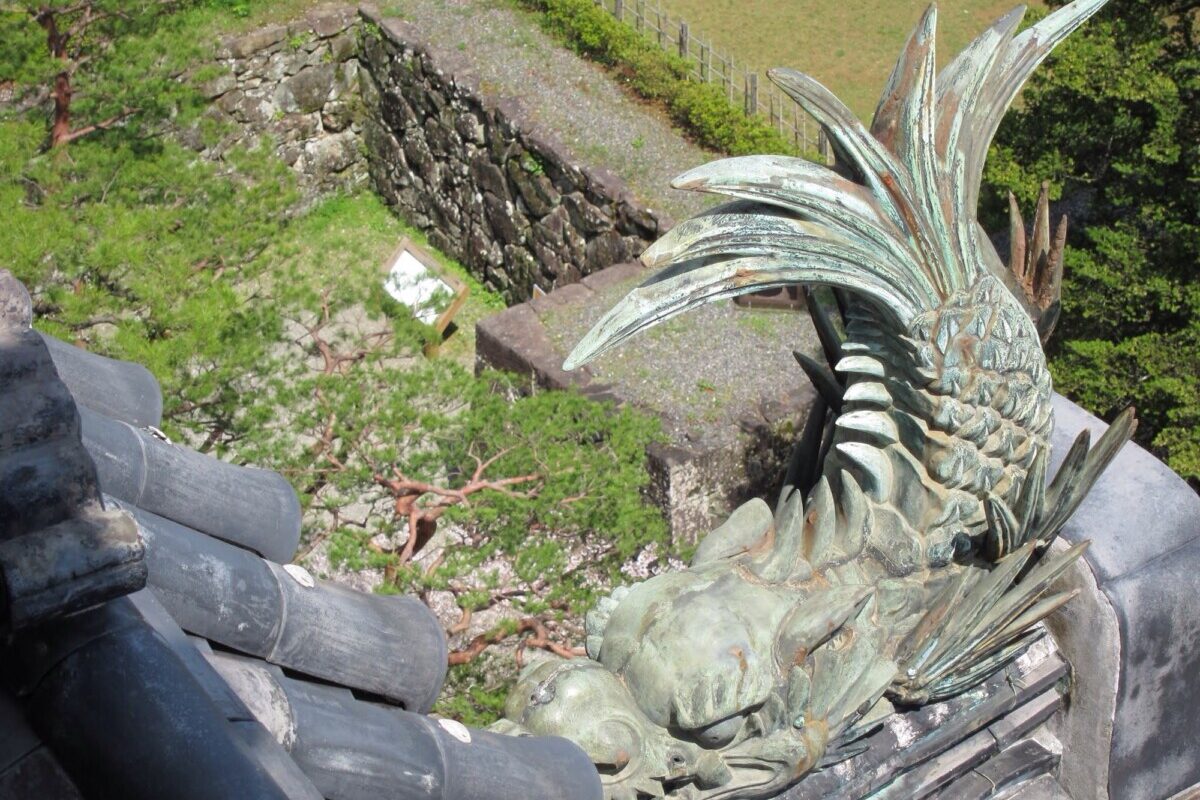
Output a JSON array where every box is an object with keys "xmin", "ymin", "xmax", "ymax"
[
  {"xmin": 476, "ymin": 261, "xmax": 823, "ymax": 539},
  {"xmin": 1042, "ymin": 396, "xmax": 1200, "ymax": 800}
]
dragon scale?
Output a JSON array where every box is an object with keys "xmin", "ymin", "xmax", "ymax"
[
  {"xmin": 495, "ymin": 3, "xmax": 1135, "ymax": 798},
  {"xmin": 789, "ymin": 283, "xmax": 1052, "ymax": 587}
]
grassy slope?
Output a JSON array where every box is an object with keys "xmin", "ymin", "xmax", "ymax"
[
  {"xmin": 651, "ymin": 0, "xmax": 1045, "ymax": 121},
  {"xmin": 266, "ymin": 192, "xmax": 503, "ymax": 367}
]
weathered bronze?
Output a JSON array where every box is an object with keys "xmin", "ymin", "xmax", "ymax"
[{"xmin": 496, "ymin": 3, "xmax": 1132, "ymax": 798}]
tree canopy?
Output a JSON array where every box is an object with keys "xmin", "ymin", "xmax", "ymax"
[
  {"xmin": 983, "ymin": 0, "xmax": 1200, "ymax": 484},
  {"xmin": 0, "ymin": 1, "xmax": 231, "ymax": 146}
]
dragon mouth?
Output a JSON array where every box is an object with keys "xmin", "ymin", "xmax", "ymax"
[
  {"xmin": 600, "ymin": 757, "xmax": 788, "ymax": 800},
  {"xmin": 692, "ymin": 762, "xmax": 786, "ymax": 800}
]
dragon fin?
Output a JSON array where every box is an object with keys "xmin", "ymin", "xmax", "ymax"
[
  {"xmin": 1007, "ymin": 184, "xmax": 1068, "ymax": 342},
  {"xmin": 892, "ymin": 539, "xmax": 1086, "ymax": 703},
  {"xmin": 897, "ymin": 403, "xmax": 1133, "ymax": 700},
  {"xmin": 807, "ymin": 632, "xmax": 897, "ymax": 746},
  {"xmin": 563, "ymin": 203, "xmax": 929, "ymax": 368},
  {"xmin": 1036, "ymin": 407, "xmax": 1137, "ymax": 544},
  {"xmin": 981, "ymin": 405, "xmax": 1136, "ymax": 560},
  {"xmin": 937, "ymin": 0, "xmax": 1109, "ymax": 230}
]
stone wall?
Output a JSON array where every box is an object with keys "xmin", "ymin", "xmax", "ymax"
[
  {"xmin": 357, "ymin": 9, "xmax": 672, "ymax": 302},
  {"xmin": 189, "ymin": 6, "xmax": 672, "ymax": 301},
  {"xmin": 196, "ymin": 7, "xmax": 369, "ymax": 200}
]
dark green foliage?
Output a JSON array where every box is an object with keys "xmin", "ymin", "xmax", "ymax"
[
  {"xmin": 433, "ymin": 657, "xmax": 511, "ymax": 727},
  {"xmin": 982, "ymin": 0, "xmax": 1199, "ymax": 483},
  {"xmin": 1, "ymin": 1, "xmax": 297, "ymax": 430},
  {"xmin": 277, "ymin": 356, "xmax": 671, "ymax": 599},
  {"xmin": 0, "ymin": 117, "xmax": 298, "ymax": 441},
  {"xmin": 515, "ymin": 0, "xmax": 810, "ymax": 158}
]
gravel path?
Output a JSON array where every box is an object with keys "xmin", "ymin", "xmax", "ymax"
[{"xmin": 387, "ymin": 0, "xmax": 719, "ymax": 223}]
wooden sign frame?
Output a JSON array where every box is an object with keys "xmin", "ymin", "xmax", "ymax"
[{"xmin": 382, "ymin": 237, "xmax": 470, "ymax": 335}]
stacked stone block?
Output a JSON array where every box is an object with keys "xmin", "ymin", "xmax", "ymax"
[{"xmin": 358, "ymin": 10, "xmax": 671, "ymax": 302}]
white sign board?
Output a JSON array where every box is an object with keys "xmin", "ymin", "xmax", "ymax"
[{"xmin": 383, "ymin": 249, "xmax": 455, "ymax": 326}]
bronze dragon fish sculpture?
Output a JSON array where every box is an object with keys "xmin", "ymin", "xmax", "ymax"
[{"xmin": 495, "ymin": 2, "xmax": 1134, "ymax": 797}]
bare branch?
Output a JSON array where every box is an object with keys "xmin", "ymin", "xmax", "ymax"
[
  {"xmin": 448, "ymin": 616, "xmax": 584, "ymax": 667},
  {"xmin": 56, "ymin": 105, "xmax": 139, "ymax": 146}
]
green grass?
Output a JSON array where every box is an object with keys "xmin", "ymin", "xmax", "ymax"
[
  {"xmin": 650, "ymin": 0, "xmax": 1046, "ymax": 121},
  {"xmin": 1, "ymin": 0, "xmax": 678, "ymax": 725},
  {"xmin": 267, "ymin": 192, "xmax": 504, "ymax": 367},
  {"xmin": 2, "ymin": 115, "xmax": 673, "ymax": 720}
]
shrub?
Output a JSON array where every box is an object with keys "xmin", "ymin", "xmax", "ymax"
[
  {"xmin": 517, "ymin": 0, "xmax": 811, "ymax": 158},
  {"xmin": 982, "ymin": 1, "xmax": 1199, "ymax": 484},
  {"xmin": 2, "ymin": 1, "xmax": 678, "ymax": 724}
]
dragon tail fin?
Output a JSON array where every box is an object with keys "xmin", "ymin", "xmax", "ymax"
[
  {"xmin": 563, "ymin": 0, "xmax": 1108, "ymax": 372},
  {"xmin": 891, "ymin": 539, "xmax": 1084, "ymax": 704},
  {"xmin": 894, "ymin": 407, "xmax": 1135, "ymax": 702}
]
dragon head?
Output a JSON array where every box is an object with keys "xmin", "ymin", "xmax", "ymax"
[
  {"xmin": 502, "ymin": 653, "xmax": 827, "ymax": 800},
  {"xmin": 504, "ymin": 657, "xmax": 733, "ymax": 799},
  {"xmin": 500, "ymin": 558, "xmax": 878, "ymax": 799}
]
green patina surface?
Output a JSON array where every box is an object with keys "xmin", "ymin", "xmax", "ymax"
[{"xmin": 498, "ymin": 3, "xmax": 1134, "ymax": 799}]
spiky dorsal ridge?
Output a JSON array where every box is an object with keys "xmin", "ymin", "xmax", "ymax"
[
  {"xmin": 1008, "ymin": 183, "xmax": 1069, "ymax": 341},
  {"xmin": 564, "ymin": 0, "xmax": 1108, "ymax": 370}
]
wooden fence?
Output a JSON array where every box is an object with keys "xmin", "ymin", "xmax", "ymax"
[{"xmin": 594, "ymin": 0, "xmax": 831, "ymax": 159}]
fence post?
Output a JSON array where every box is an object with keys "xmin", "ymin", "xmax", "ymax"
[
  {"xmin": 818, "ymin": 128, "xmax": 832, "ymax": 164},
  {"xmin": 745, "ymin": 72, "xmax": 758, "ymax": 116},
  {"xmin": 700, "ymin": 42, "xmax": 710, "ymax": 82},
  {"xmin": 614, "ymin": 0, "xmax": 623, "ymax": 21},
  {"xmin": 679, "ymin": 21, "xmax": 689, "ymax": 59},
  {"xmin": 657, "ymin": 12, "xmax": 666, "ymax": 47},
  {"xmin": 636, "ymin": 0, "xmax": 644, "ymax": 31}
]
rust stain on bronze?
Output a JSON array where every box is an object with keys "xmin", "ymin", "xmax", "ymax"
[{"xmin": 730, "ymin": 646, "xmax": 749, "ymax": 673}]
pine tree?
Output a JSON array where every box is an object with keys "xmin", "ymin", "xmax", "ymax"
[
  {"xmin": 1, "ymin": 1, "xmax": 206, "ymax": 148},
  {"xmin": 982, "ymin": 0, "xmax": 1200, "ymax": 483}
]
